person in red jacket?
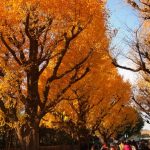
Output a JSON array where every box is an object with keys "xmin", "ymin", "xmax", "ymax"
[{"xmin": 123, "ymin": 141, "xmax": 132, "ymax": 150}]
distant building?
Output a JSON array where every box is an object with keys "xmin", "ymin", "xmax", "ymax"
[
  {"xmin": 129, "ymin": 129, "xmax": 150, "ymax": 141},
  {"xmin": 141, "ymin": 129, "xmax": 150, "ymax": 136}
]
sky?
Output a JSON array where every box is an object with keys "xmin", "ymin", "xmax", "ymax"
[
  {"xmin": 106, "ymin": 0, "xmax": 150, "ymax": 130},
  {"xmin": 106, "ymin": 0, "xmax": 140, "ymax": 83}
]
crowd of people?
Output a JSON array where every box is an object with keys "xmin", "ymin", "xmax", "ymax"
[{"xmin": 91, "ymin": 139, "xmax": 150, "ymax": 150}]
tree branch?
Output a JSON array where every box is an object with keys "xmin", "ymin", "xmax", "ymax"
[
  {"xmin": 59, "ymin": 49, "xmax": 93, "ymax": 78},
  {"xmin": 0, "ymin": 34, "xmax": 22, "ymax": 65},
  {"xmin": 0, "ymin": 100, "xmax": 7, "ymax": 114},
  {"xmin": 25, "ymin": 13, "xmax": 32, "ymax": 39},
  {"xmin": 132, "ymin": 96, "xmax": 150, "ymax": 118}
]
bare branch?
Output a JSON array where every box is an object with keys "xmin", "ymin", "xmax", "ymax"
[
  {"xmin": 140, "ymin": 0, "xmax": 150, "ymax": 7},
  {"xmin": 132, "ymin": 96, "xmax": 150, "ymax": 118},
  {"xmin": 112, "ymin": 59, "xmax": 141, "ymax": 72}
]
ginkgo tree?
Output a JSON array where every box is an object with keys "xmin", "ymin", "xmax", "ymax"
[
  {"xmin": 49, "ymin": 76, "xmax": 143, "ymax": 144},
  {"xmin": 96, "ymin": 106, "xmax": 144, "ymax": 143},
  {"xmin": 45, "ymin": 51, "xmax": 135, "ymax": 145},
  {"xmin": 0, "ymin": 0, "xmax": 108, "ymax": 150}
]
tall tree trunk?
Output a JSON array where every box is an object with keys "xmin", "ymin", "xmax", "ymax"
[
  {"xmin": 16, "ymin": 123, "xmax": 40, "ymax": 150},
  {"xmin": 25, "ymin": 127, "xmax": 39, "ymax": 150}
]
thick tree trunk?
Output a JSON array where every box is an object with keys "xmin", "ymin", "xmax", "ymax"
[
  {"xmin": 16, "ymin": 124, "xmax": 40, "ymax": 150},
  {"xmin": 25, "ymin": 127, "xmax": 39, "ymax": 150}
]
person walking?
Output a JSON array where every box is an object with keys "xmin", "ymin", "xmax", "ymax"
[
  {"xmin": 91, "ymin": 144, "xmax": 96, "ymax": 150},
  {"xmin": 123, "ymin": 141, "xmax": 132, "ymax": 150},
  {"xmin": 110, "ymin": 145, "xmax": 117, "ymax": 150},
  {"xmin": 100, "ymin": 143, "xmax": 109, "ymax": 150},
  {"xmin": 119, "ymin": 140, "xmax": 124, "ymax": 150}
]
